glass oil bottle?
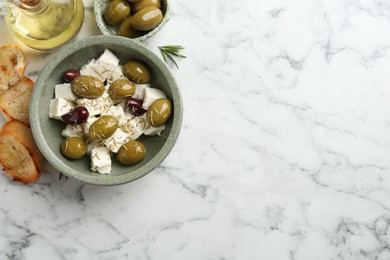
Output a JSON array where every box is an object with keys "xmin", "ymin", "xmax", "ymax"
[{"xmin": 0, "ymin": 0, "xmax": 84, "ymax": 50}]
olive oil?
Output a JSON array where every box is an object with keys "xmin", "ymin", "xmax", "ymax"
[{"xmin": 4, "ymin": 0, "xmax": 84, "ymax": 50}]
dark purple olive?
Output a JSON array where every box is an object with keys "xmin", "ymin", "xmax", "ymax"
[
  {"xmin": 61, "ymin": 106, "xmax": 89, "ymax": 125},
  {"xmin": 125, "ymin": 97, "xmax": 146, "ymax": 116},
  {"xmin": 64, "ymin": 69, "xmax": 80, "ymax": 83}
]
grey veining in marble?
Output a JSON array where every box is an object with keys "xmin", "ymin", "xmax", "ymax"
[{"xmin": 1, "ymin": 0, "xmax": 390, "ymax": 259}]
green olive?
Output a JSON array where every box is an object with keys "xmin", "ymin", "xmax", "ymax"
[
  {"xmin": 103, "ymin": 0, "xmax": 131, "ymax": 26},
  {"xmin": 117, "ymin": 141, "xmax": 146, "ymax": 165},
  {"xmin": 117, "ymin": 16, "xmax": 144, "ymax": 38},
  {"xmin": 123, "ymin": 61, "xmax": 150, "ymax": 83},
  {"xmin": 71, "ymin": 75, "xmax": 105, "ymax": 98},
  {"xmin": 108, "ymin": 79, "xmax": 136, "ymax": 103},
  {"xmin": 61, "ymin": 137, "xmax": 87, "ymax": 159},
  {"xmin": 132, "ymin": 6, "xmax": 163, "ymax": 31},
  {"xmin": 146, "ymin": 98, "xmax": 172, "ymax": 127},
  {"xmin": 126, "ymin": 0, "xmax": 141, "ymax": 3},
  {"xmin": 89, "ymin": 115, "xmax": 119, "ymax": 140},
  {"xmin": 132, "ymin": 0, "xmax": 161, "ymax": 13}
]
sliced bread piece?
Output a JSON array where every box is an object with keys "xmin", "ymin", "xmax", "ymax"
[
  {"xmin": 0, "ymin": 44, "xmax": 26, "ymax": 92},
  {"xmin": 0, "ymin": 77, "xmax": 34, "ymax": 126},
  {"xmin": 0, "ymin": 120, "xmax": 45, "ymax": 183}
]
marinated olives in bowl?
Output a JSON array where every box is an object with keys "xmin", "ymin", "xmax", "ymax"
[
  {"xmin": 64, "ymin": 69, "xmax": 80, "ymax": 83},
  {"xmin": 146, "ymin": 98, "xmax": 172, "ymax": 127},
  {"xmin": 132, "ymin": 0, "xmax": 161, "ymax": 13},
  {"xmin": 61, "ymin": 106, "xmax": 89, "ymax": 125},
  {"xmin": 61, "ymin": 137, "xmax": 87, "ymax": 159},
  {"xmin": 108, "ymin": 79, "xmax": 135, "ymax": 103},
  {"xmin": 117, "ymin": 141, "xmax": 146, "ymax": 165},
  {"xmin": 125, "ymin": 97, "xmax": 146, "ymax": 116},
  {"xmin": 50, "ymin": 51, "xmax": 173, "ymax": 175},
  {"xmin": 71, "ymin": 75, "xmax": 105, "ymax": 98},
  {"xmin": 94, "ymin": 0, "xmax": 170, "ymax": 41},
  {"xmin": 131, "ymin": 6, "xmax": 163, "ymax": 31},
  {"xmin": 103, "ymin": 0, "xmax": 131, "ymax": 26},
  {"xmin": 123, "ymin": 61, "xmax": 151, "ymax": 84},
  {"xmin": 31, "ymin": 36, "xmax": 182, "ymax": 185},
  {"xmin": 88, "ymin": 115, "xmax": 119, "ymax": 140}
]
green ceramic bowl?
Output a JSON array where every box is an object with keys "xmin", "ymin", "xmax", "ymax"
[
  {"xmin": 94, "ymin": 0, "xmax": 171, "ymax": 41},
  {"xmin": 30, "ymin": 35, "xmax": 182, "ymax": 185}
]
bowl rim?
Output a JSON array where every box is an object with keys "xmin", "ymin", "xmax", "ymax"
[
  {"xmin": 93, "ymin": 0, "xmax": 171, "ymax": 42},
  {"xmin": 30, "ymin": 35, "xmax": 183, "ymax": 185}
]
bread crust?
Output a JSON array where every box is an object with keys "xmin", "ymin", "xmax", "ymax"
[
  {"xmin": 0, "ymin": 44, "xmax": 26, "ymax": 92},
  {"xmin": 0, "ymin": 77, "xmax": 34, "ymax": 126},
  {"xmin": 0, "ymin": 120, "xmax": 45, "ymax": 183},
  {"xmin": 0, "ymin": 44, "xmax": 45, "ymax": 184}
]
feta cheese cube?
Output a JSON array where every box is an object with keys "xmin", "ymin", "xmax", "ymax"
[
  {"xmin": 92, "ymin": 49, "xmax": 120, "ymax": 80},
  {"xmin": 108, "ymin": 65, "xmax": 125, "ymax": 83},
  {"xmin": 104, "ymin": 82, "xmax": 111, "ymax": 92},
  {"xmin": 76, "ymin": 98, "xmax": 100, "ymax": 116},
  {"xmin": 142, "ymin": 88, "xmax": 167, "ymax": 110},
  {"xmin": 133, "ymin": 83, "xmax": 150, "ymax": 99},
  {"xmin": 117, "ymin": 100, "xmax": 129, "ymax": 112},
  {"xmin": 121, "ymin": 117, "xmax": 145, "ymax": 141},
  {"xmin": 123, "ymin": 112, "xmax": 135, "ymax": 124},
  {"xmin": 61, "ymin": 125, "xmax": 84, "ymax": 138},
  {"xmin": 121, "ymin": 110, "xmax": 136, "ymax": 129},
  {"xmin": 136, "ymin": 114, "xmax": 148, "ymax": 129},
  {"xmin": 76, "ymin": 93, "xmax": 112, "ymax": 116},
  {"xmin": 118, "ymin": 102, "xmax": 142, "ymax": 124},
  {"xmin": 103, "ymin": 104, "xmax": 126, "ymax": 126},
  {"xmin": 103, "ymin": 128, "xmax": 128, "ymax": 153},
  {"xmin": 49, "ymin": 98, "xmax": 74, "ymax": 120},
  {"xmin": 80, "ymin": 59, "xmax": 104, "ymax": 82},
  {"xmin": 87, "ymin": 139, "xmax": 103, "ymax": 154},
  {"xmin": 83, "ymin": 116, "xmax": 98, "ymax": 136},
  {"xmin": 138, "ymin": 114, "xmax": 165, "ymax": 136},
  {"xmin": 55, "ymin": 83, "xmax": 78, "ymax": 101},
  {"xmin": 90, "ymin": 146, "xmax": 111, "ymax": 174},
  {"xmin": 144, "ymin": 124, "xmax": 165, "ymax": 136},
  {"xmin": 96, "ymin": 92, "xmax": 113, "ymax": 114}
]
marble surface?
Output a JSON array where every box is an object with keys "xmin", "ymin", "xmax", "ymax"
[{"xmin": 1, "ymin": 0, "xmax": 390, "ymax": 259}]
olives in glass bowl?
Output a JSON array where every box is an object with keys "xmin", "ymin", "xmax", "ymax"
[
  {"xmin": 30, "ymin": 35, "xmax": 182, "ymax": 185},
  {"xmin": 94, "ymin": 0, "xmax": 171, "ymax": 41}
]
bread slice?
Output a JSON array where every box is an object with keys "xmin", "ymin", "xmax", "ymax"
[
  {"xmin": 0, "ymin": 44, "xmax": 26, "ymax": 92},
  {"xmin": 0, "ymin": 77, "xmax": 34, "ymax": 126},
  {"xmin": 0, "ymin": 120, "xmax": 45, "ymax": 183}
]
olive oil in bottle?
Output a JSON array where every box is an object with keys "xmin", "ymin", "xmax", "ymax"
[{"xmin": 3, "ymin": 0, "xmax": 84, "ymax": 50}]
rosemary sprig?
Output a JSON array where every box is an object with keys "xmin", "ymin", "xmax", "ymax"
[{"xmin": 158, "ymin": 45, "xmax": 186, "ymax": 69}]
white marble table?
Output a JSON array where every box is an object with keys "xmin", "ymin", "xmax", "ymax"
[{"xmin": 1, "ymin": 0, "xmax": 390, "ymax": 259}]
